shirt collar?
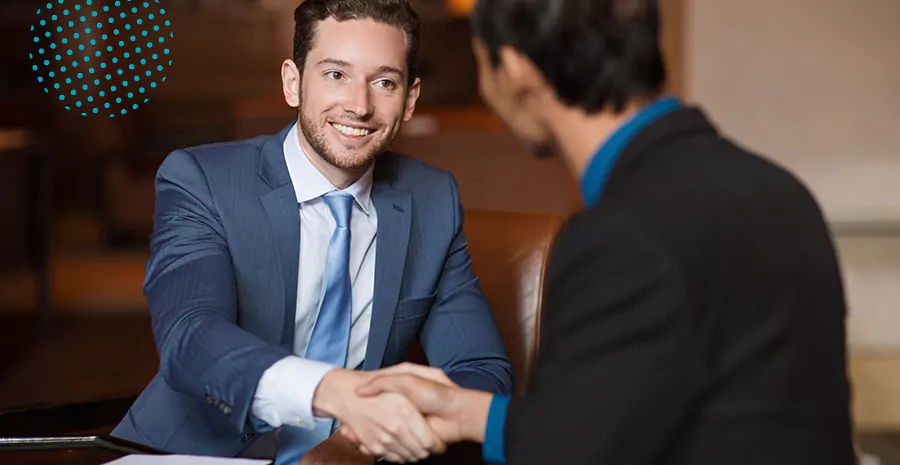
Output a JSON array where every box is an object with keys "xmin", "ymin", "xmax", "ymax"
[
  {"xmin": 283, "ymin": 122, "xmax": 374, "ymax": 215},
  {"xmin": 580, "ymin": 96, "xmax": 682, "ymax": 206}
]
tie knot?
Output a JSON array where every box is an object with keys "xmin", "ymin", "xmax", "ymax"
[{"xmin": 323, "ymin": 191, "xmax": 354, "ymax": 228}]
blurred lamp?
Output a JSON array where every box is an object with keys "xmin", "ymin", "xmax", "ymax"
[{"xmin": 445, "ymin": 0, "xmax": 477, "ymax": 16}]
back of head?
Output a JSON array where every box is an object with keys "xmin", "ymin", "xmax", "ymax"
[
  {"xmin": 293, "ymin": 0, "xmax": 421, "ymax": 87},
  {"xmin": 471, "ymin": 0, "xmax": 666, "ymax": 113}
]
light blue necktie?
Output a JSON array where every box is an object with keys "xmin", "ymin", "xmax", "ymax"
[{"xmin": 275, "ymin": 191, "xmax": 354, "ymax": 465}]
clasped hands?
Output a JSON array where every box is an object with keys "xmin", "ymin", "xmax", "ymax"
[{"xmin": 310, "ymin": 363, "xmax": 492, "ymax": 464}]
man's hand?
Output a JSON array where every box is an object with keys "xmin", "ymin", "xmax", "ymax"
[
  {"xmin": 298, "ymin": 432, "xmax": 374, "ymax": 465},
  {"xmin": 312, "ymin": 364, "xmax": 448, "ymax": 463},
  {"xmin": 346, "ymin": 370, "xmax": 494, "ymax": 447}
]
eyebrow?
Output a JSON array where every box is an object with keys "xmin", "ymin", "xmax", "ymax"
[{"xmin": 316, "ymin": 58, "xmax": 405, "ymax": 80}]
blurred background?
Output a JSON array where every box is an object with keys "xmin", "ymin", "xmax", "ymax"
[{"xmin": 0, "ymin": 0, "xmax": 897, "ymax": 460}]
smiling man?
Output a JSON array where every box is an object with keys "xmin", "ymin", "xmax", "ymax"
[{"xmin": 110, "ymin": 1, "xmax": 512, "ymax": 464}]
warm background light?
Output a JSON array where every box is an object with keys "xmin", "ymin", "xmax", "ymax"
[{"xmin": 444, "ymin": 0, "xmax": 477, "ymax": 16}]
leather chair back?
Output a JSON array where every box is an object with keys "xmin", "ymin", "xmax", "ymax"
[
  {"xmin": 405, "ymin": 209, "xmax": 563, "ymax": 395},
  {"xmin": 464, "ymin": 210, "xmax": 563, "ymax": 394}
]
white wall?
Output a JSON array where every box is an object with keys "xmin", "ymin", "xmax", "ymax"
[{"xmin": 684, "ymin": 0, "xmax": 900, "ymax": 349}]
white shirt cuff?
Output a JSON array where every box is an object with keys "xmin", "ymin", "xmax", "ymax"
[{"xmin": 251, "ymin": 355, "xmax": 337, "ymax": 430}]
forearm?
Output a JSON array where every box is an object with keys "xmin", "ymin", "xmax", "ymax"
[{"xmin": 251, "ymin": 355, "xmax": 337, "ymax": 430}]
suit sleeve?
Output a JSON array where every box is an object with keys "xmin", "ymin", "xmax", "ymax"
[
  {"xmin": 417, "ymin": 173, "xmax": 514, "ymax": 395},
  {"xmin": 146, "ymin": 149, "xmax": 292, "ymax": 434},
  {"xmin": 504, "ymin": 212, "xmax": 704, "ymax": 465}
]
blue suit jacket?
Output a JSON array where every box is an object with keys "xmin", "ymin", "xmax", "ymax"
[{"xmin": 111, "ymin": 123, "xmax": 513, "ymax": 456}]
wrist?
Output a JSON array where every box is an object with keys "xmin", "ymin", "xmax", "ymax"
[
  {"xmin": 312, "ymin": 368, "xmax": 346, "ymax": 418},
  {"xmin": 457, "ymin": 389, "xmax": 493, "ymax": 443}
]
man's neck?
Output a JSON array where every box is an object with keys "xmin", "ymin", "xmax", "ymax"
[{"xmin": 547, "ymin": 100, "xmax": 649, "ymax": 178}]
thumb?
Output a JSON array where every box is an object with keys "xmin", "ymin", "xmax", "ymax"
[{"xmin": 354, "ymin": 377, "xmax": 386, "ymax": 397}]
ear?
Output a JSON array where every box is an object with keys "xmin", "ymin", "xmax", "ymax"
[
  {"xmin": 497, "ymin": 45, "xmax": 546, "ymax": 101},
  {"xmin": 402, "ymin": 77, "xmax": 421, "ymax": 122},
  {"xmin": 281, "ymin": 59, "xmax": 301, "ymax": 108}
]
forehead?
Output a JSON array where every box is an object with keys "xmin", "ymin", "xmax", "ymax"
[{"xmin": 309, "ymin": 17, "xmax": 408, "ymax": 72}]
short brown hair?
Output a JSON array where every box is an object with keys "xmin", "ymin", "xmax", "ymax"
[{"xmin": 293, "ymin": 0, "xmax": 421, "ymax": 87}]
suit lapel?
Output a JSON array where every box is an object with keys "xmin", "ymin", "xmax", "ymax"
[
  {"xmin": 258, "ymin": 124, "xmax": 301, "ymax": 350},
  {"xmin": 364, "ymin": 179, "xmax": 411, "ymax": 370}
]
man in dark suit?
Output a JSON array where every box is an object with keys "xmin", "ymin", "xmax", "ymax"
[
  {"xmin": 346, "ymin": 0, "xmax": 856, "ymax": 464},
  {"xmin": 110, "ymin": 1, "xmax": 511, "ymax": 464}
]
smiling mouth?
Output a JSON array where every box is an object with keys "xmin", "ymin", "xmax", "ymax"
[{"xmin": 330, "ymin": 122, "xmax": 375, "ymax": 137}]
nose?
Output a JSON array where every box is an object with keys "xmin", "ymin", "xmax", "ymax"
[{"xmin": 342, "ymin": 80, "xmax": 373, "ymax": 118}]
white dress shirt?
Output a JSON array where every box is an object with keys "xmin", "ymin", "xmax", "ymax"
[{"xmin": 251, "ymin": 122, "xmax": 378, "ymax": 430}]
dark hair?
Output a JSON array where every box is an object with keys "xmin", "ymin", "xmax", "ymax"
[
  {"xmin": 293, "ymin": 0, "xmax": 420, "ymax": 87},
  {"xmin": 471, "ymin": 0, "xmax": 666, "ymax": 113}
]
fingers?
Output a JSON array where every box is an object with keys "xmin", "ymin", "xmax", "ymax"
[
  {"xmin": 340, "ymin": 426, "xmax": 360, "ymax": 445},
  {"xmin": 374, "ymin": 363, "xmax": 457, "ymax": 387},
  {"xmin": 356, "ymin": 373, "xmax": 422, "ymax": 399}
]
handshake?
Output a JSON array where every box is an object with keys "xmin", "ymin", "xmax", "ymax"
[{"xmin": 309, "ymin": 363, "xmax": 494, "ymax": 464}]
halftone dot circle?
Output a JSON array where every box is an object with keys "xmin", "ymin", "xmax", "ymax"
[
  {"xmin": 58, "ymin": 95, "xmax": 64, "ymax": 100},
  {"xmin": 93, "ymin": 108, "xmax": 98, "ymax": 113},
  {"xmin": 33, "ymin": 0, "xmax": 171, "ymax": 116},
  {"xmin": 53, "ymin": 83, "xmax": 60, "ymax": 89},
  {"xmin": 121, "ymin": 109, "xmax": 127, "ymax": 115},
  {"xmin": 116, "ymin": 97, "xmax": 122, "ymax": 103},
  {"xmin": 99, "ymin": 90, "xmax": 105, "ymax": 97},
  {"xmin": 88, "ymin": 96, "xmax": 93, "ymax": 102},
  {"xmin": 76, "ymin": 101, "xmax": 82, "ymax": 107},
  {"xmin": 132, "ymin": 104, "xmax": 138, "ymax": 110}
]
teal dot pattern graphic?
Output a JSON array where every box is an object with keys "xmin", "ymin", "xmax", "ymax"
[{"xmin": 29, "ymin": 0, "xmax": 173, "ymax": 117}]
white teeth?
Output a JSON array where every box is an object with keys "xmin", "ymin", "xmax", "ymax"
[{"xmin": 332, "ymin": 123, "xmax": 373, "ymax": 137}]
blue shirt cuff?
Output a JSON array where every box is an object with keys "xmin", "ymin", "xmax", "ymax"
[{"xmin": 482, "ymin": 395, "xmax": 510, "ymax": 465}]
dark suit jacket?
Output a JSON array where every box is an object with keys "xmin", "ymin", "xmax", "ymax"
[
  {"xmin": 111, "ymin": 123, "xmax": 512, "ymax": 456},
  {"xmin": 505, "ymin": 107, "xmax": 854, "ymax": 465}
]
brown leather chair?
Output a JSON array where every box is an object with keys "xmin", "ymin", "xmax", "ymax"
[{"xmin": 406, "ymin": 209, "xmax": 564, "ymax": 395}]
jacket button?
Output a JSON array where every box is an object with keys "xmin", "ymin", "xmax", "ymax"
[
  {"xmin": 221, "ymin": 404, "xmax": 232, "ymax": 415},
  {"xmin": 242, "ymin": 433, "xmax": 253, "ymax": 443},
  {"xmin": 205, "ymin": 395, "xmax": 215, "ymax": 405}
]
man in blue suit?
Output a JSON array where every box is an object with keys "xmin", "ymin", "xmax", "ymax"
[{"xmin": 110, "ymin": 0, "xmax": 512, "ymax": 463}]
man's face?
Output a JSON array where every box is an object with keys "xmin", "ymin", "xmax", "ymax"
[
  {"xmin": 295, "ymin": 18, "xmax": 420, "ymax": 171},
  {"xmin": 472, "ymin": 39, "xmax": 556, "ymax": 157}
]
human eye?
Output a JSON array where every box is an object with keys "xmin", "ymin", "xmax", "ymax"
[
  {"xmin": 324, "ymin": 70, "xmax": 345, "ymax": 80},
  {"xmin": 373, "ymin": 79, "xmax": 397, "ymax": 91}
]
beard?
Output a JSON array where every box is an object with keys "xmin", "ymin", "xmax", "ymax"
[{"xmin": 298, "ymin": 110, "xmax": 398, "ymax": 172}]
